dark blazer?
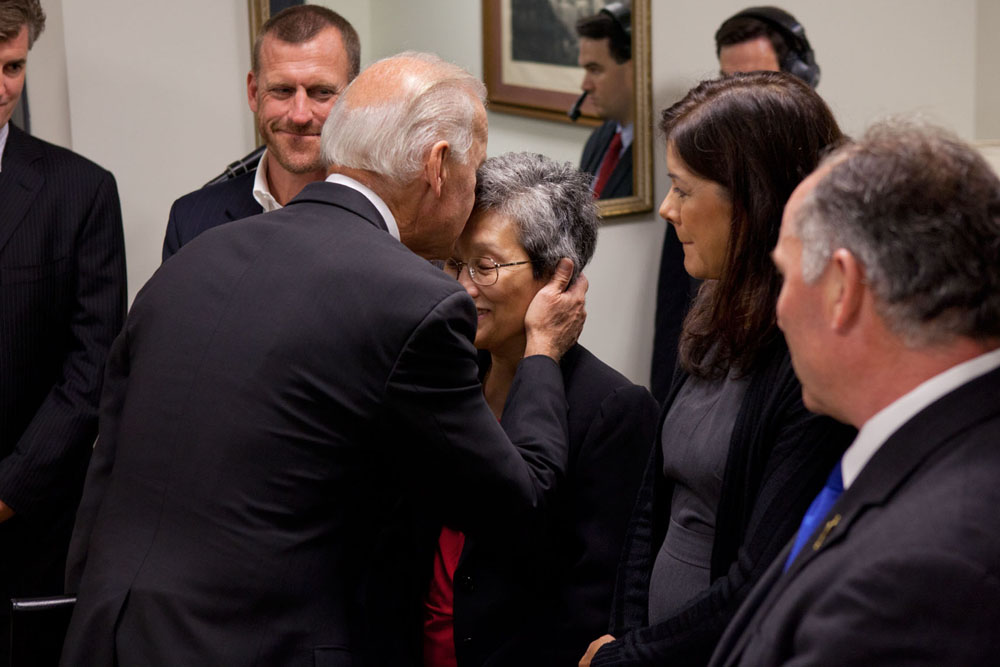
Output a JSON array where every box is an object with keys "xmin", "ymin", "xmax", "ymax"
[
  {"xmin": 161, "ymin": 168, "xmax": 261, "ymax": 260},
  {"xmin": 710, "ymin": 363, "xmax": 1000, "ymax": 667},
  {"xmin": 61, "ymin": 182, "xmax": 571, "ymax": 667},
  {"xmin": 594, "ymin": 344, "xmax": 854, "ymax": 666},
  {"xmin": 0, "ymin": 124, "xmax": 126, "ymax": 607},
  {"xmin": 649, "ymin": 226, "xmax": 697, "ymax": 403},
  {"xmin": 580, "ymin": 120, "xmax": 633, "ymax": 200},
  {"xmin": 450, "ymin": 345, "xmax": 658, "ymax": 666}
]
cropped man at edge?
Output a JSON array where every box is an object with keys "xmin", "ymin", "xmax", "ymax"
[
  {"xmin": 0, "ymin": 0, "xmax": 126, "ymax": 657},
  {"xmin": 162, "ymin": 5, "xmax": 359, "ymax": 259}
]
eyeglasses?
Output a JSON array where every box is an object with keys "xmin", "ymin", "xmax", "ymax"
[{"xmin": 443, "ymin": 256, "xmax": 537, "ymax": 286}]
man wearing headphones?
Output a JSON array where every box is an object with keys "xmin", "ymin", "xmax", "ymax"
[
  {"xmin": 651, "ymin": 5, "xmax": 820, "ymax": 404},
  {"xmin": 575, "ymin": 3, "xmax": 633, "ymax": 200},
  {"xmin": 715, "ymin": 6, "xmax": 820, "ymax": 87}
]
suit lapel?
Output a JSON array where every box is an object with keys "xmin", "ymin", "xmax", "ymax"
[
  {"xmin": 223, "ymin": 180, "xmax": 263, "ymax": 222},
  {"xmin": 0, "ymin": 125, "xmax": 44, "ymax": 255},
  {"xmin": 786, "ymin": 364, "xmax": 1000, "ymax": 579},
  {"xmin": 582, "ymin": 121, "xmax": 617, "ymax": 174},
  {"xmin": 719, "ymin": 364, "xmax": 1000, "ymax": 665}
]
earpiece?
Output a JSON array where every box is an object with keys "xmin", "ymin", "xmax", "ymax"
[{"xmin": 729, "ymin": 6, "xmax": 820, "ymax": 88}]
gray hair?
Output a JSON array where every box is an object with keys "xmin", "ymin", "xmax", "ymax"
[
  {"xmin": 795, "ymin": 118, "xmax": 1000, "ymax": 345},
  {"xmin": 320, "ymin": 51, "xmax": 486, "ymax": 186},
  {"xmin": 474, "ymin": 152, "xmax": 599, "ymax": 282}
]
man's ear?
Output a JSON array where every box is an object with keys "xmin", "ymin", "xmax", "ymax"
[
  {"xmin": 424, "ymin": 140, "xmax": 450, "ymax": 198},
  {"xmin": 828, "ymin": 248, "xmax": 866, "ymax": 333},
  {"xmin": 247, "ymin": 71, "xmax": 259, "ymax": 113}
]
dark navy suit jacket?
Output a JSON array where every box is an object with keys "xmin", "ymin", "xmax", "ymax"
[
  {"xmin": 161, "ymin": 169, "xmax": 262, "ymax": 261},
  {"xmin": 711, "ymin": 363, "xmax": 1000, "ymax": 667},
  {"xmin": 0, "ymin": 124, "xmax": 126, "ymax": 606},
  {"xmin": 62, "ymin": 182, "xmax": 571, "ymax": 667}
]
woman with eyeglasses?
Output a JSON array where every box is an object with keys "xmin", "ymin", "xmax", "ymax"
[
  {"xmin": 580, "ymin": 72, "xmax": 856, "ymax": 667},
  {"xmin": 420, "ymin": 152, "xmax": 658, "ymax": 667}
]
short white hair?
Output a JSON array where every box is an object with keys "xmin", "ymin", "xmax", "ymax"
[{"xmin": 320, "ymin": 51, "xmax": 487, "ymax": 186}]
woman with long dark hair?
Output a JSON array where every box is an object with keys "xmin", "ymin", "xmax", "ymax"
[{"xmin": 582, "ymin": 72, "xmax": 856, "ymax": 666}]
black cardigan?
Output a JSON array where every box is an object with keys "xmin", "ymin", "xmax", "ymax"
[{"xmin": 593, "ymin": 343, "xmax": 855, "ymax": 666}]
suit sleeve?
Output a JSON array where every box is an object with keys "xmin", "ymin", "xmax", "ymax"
[
  {"xmin": 596, "ymin": 373, "xmax": 853, "ymax": 666},
  {"xmin": 0, "ymin": 170, "xmax": 127, "ymax": 521},
  {"xmin": 64, "ymin": 325, "xmax": 130, "ymax": 592},
  {"xmin": 381, "ymin": 290, "xmax": 569, "ymax": 535}
]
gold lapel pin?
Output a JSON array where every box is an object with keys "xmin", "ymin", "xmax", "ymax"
[{"xmin": 813, "ymin": 514, "xmax": 841, "ymax": 551}]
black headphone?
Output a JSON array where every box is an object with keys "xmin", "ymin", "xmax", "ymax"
[
  {"xmin": 725, "ymin": 6, "xmax": 820, "ymax": 88},
  {"xmin": 600, "ymin": 1, "xmax": 631, "ymax": 59}
]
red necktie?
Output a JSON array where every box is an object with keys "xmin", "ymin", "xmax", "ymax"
[{"xmin": 593, "ymin": 130, "xmax": 623, "ymax": 198}]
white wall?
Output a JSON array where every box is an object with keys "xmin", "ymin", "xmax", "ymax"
[
  {"xmin": 24, "ymin": 0, "xmax": 70, "ymax": 146},
  {"xmin": 42, "ymin": 0, "xmax": 255, "ymax": 303},
  {"xmin": 25, "ymin": 0, "xmax": 997, "ymax": 387},
  {"xmin": 325, "ymin": 0, "xmax": 984, "ymax": 385}
]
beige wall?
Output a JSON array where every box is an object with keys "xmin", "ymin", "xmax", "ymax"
[
  {"xmin": 25, "ymin": 0, "xmax": 999, "ymax": 386},
  {"xmin": 322, "ymin": 0, "xmax": 985, "ymax": 385},
  {"xmin": 976, "ymin": 0, "xmax": 1000, "ymax": 138}
]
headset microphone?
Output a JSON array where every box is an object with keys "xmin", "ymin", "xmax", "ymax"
[{"xmin": 568, "ymin": 91, "xmax": 588, "ymax": 121}]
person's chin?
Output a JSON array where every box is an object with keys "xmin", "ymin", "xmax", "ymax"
[{"xmin": 681, "ymin": 256, "xmax": 705, "ymax": 280}]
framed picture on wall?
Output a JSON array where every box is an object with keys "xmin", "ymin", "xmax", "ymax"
[
  {"xmin": 248, "ymin": 0, "xmax": 303, "ymax": 45},
  {"xmin": 482, "ymin": 0, "xmax": 605, "ymax": 126}
]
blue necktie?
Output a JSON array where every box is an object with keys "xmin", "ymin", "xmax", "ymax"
[{"xmin": 784, "ymin": 461, "xmax": 843, "ymax": 572}]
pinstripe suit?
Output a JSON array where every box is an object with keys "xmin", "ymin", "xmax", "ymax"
[
  {"xmin": 161, "ymin": 169, "xmax": 262, "ymax": 261},
  {"xmin": 0, "ymin": 124, "xmax": 126, "ymax": 617}
]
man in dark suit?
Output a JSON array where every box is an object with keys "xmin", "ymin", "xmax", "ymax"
[
  {"xmin": 576, "ymin": 5, "xmax": 633, "ymax": 200},
  {"xmin": 0, "ymin": 0, "xmax": 126, "ymax": 655},
  {"xmin": 162, "ymin": 5, "xmax": 359, "ymax": 260},
  {"xmin": 710, "ymin": 121, "xmax": 1000, "ymax": 666},
  {"xmin": 61, "ymin": 52, "xmax": 588, "ymax": 666}
]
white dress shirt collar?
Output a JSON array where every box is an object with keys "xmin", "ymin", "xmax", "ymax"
[
  {"xmin": 324, "ymin": 173, "xmax": 400, "ymax": 241},
  {"xmin": 0, "ymin": 122, "xmax": 10, "ymax": 173},
  {"xmin": 616, "ymin": 121, "xmax": 634, "ymax": 155},
  {"xmin": 251, "ymin": 149, "xmax": 282, "ymax": 213},
  {"xmin": 841, "ymin": 346, "xmax": 1000, "ymax": 488}
]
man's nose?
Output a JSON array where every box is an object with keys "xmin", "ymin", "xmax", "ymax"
[{"xmin": 288, "ymin": 89, "xmax": 311, "ymax": 125}]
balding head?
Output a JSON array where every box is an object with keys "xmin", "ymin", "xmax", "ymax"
[{"xmin": 320, "ymin": 51, "xmax": 487, "ymax": 187}]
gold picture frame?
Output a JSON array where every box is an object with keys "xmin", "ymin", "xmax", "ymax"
[{"xmin": 482, "ymin": 0, "xmax": 653, "ymax": 218}]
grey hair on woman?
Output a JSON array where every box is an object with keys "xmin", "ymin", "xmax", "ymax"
[{"xmin": 474, "ymin": 152, "xmax": 599, "ymax": 282}]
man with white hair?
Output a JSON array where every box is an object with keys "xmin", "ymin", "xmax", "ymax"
[
  {"xmin": 61, "ymin": 52, "xmax": 587, "ymax": 666},
  {"xmin": 710, "ymin": 120, "xmax": 1000, "ymax": 666}
]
